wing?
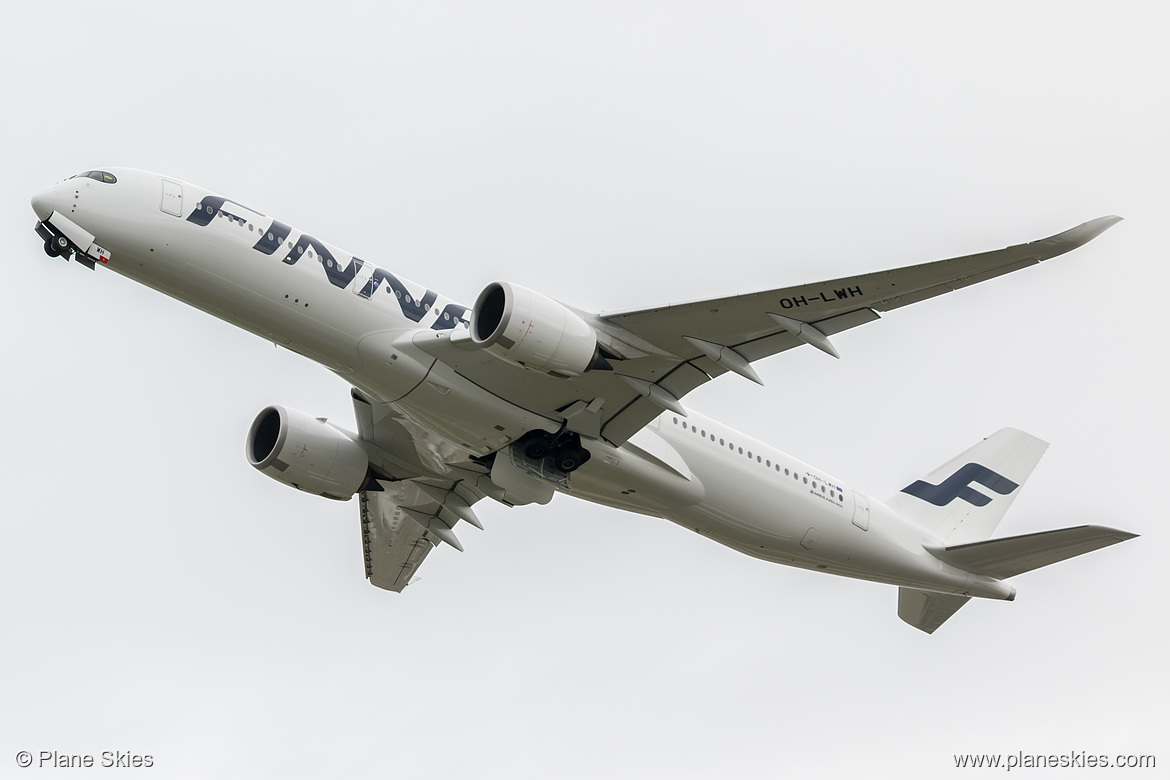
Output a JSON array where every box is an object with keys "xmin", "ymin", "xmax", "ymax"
[
  {"xmin": 352, "ymin": 391, "xmax": 494, "ymax": 591},
  {"xmin": 359, "ymin": 476, "xmax": 492, "ymax": 591},
  {"xmin": 602, "ymin": 216, "xmax": 1122, "ymax": 356},
  {"xmin": 360, "ymin": 488, "xmax": 436, "ymax": 592},
  {"xmin": 416, "ymin": 217, "xmax": 1120, "ymax": 447}
]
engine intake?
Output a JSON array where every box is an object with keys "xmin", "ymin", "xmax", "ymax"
[
  {"xmin": 470, "ymin": 281, "xmax": 599, "ymax": 377},
  {"xmin": 246, "ymin": 405, "xmax": 370, "ymax": 500}
]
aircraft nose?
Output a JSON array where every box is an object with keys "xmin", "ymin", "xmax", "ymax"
[{"xmin": 31, "ymin": 184, "xmax": 64, "ymax": 221}]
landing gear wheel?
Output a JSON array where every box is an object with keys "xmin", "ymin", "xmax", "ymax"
[
  {"xmin": 556, "ymin": 449, "xmax": 584, "ymax": 473},
  {"xmin": 43, "ymin": 238, "xmax": 61, "ymax": 257},
  {"xmin": 523, "ymin": 434, "xmax": 553, "ymax": 460}
]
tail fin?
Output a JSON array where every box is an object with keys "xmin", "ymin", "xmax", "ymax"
[
  {"xmin": 886, "ymin": 428, "xmax": 1048, "ymax": 545},
  {"xmin": 891, "ymin": 429, "xmax": 1138, "ymax": 634}
]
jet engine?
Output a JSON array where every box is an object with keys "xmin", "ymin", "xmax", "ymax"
[
  {"xmin": 246, "ymin": 405, "xmax": 370, "ymax": 500},
  {"xmin": 469, "ymin": 282, "xmax": 601, "ymax": 378}
]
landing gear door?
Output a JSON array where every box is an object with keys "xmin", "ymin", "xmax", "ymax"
[
  {"xmin": 852, "ymin": 492, "xmax": 870, "ymax": 531},
  {"xmin": 160, "ymin": 180, "xmax": 183, "ymax": 217}
]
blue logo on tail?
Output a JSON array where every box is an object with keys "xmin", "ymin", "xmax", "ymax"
[{"xmin": 901, "ymin": 463, "xmax": 1018, "ymax": 507}]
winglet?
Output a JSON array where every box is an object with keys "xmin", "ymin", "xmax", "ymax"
[{"xmin": 1051, "ymin": 215, "xmax": 1123, "ymax": 249}]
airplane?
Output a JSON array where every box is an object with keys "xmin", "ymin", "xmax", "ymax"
[{"xmin": 30, "ymin": 168, "xmax": 1136, "ymax": 633}]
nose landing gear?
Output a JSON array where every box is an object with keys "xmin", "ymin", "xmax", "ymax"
[
  {"xmin": 35, "ymin": 221, "xmax": 95, "ymax": 269},
  {"xmin": 44, "ymin": 234, "xmax": 70, "ymax": 258}
]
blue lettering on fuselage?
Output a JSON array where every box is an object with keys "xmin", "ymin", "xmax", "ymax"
[{"xmin": 188, "ymin": 196, "xmax": 465, "ymax": 329}]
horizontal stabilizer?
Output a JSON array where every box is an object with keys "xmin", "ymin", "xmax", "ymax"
[
  {"xmin": 927, "ymin": 524, "xmax": 1137, "ymax": 579},
  {"xmin": 898, "ymin": 588, "xmax": 971, "ymax": 634}
]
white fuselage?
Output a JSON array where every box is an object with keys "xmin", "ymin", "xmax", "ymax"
[{"xmin": 31, "ymin": 168, "xmax": 1012, "ymax": 601}]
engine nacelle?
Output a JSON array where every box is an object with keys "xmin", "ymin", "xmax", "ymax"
[
  {"xmin": 246, "ymin": 405, "xmax": 370, "ymax": 500},
  {"xmin": 470, "ymin": 281, "xmax": 599, "ymax": 377}
]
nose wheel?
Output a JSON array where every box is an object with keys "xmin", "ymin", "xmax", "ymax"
[
  {"xmin": 44, "ymin": 234, "xmax": 70, "ymax": 258},
  {"xmin": 36, "ymin": 222, "xmax": 74, "ymax": 259}
]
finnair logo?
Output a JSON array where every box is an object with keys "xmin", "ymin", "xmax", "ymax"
[
  {"xmin": 187, "ymin": 195, "xmax": 468, "ymax": 329},
  {"xmin": 901, "ymin": 463, "xmax": 1019, "ymax": 507}
]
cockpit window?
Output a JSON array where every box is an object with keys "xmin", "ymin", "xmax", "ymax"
[{"xmin": 70, "ymin": 170, "xmax": 117, "ymax": 184}]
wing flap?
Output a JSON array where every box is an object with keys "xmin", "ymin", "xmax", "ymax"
[{"xmin": 360, "ymin": 490, "xmax": 436, "ymax": 592}]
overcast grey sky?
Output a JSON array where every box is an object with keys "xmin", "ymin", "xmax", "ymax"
[{"xmin": 2, "ymin": 2, "xmax": 1166, "ymax": 778}]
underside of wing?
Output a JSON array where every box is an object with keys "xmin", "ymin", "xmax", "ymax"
[
  {"xmin": 352, "ymin": 392, "xmax": 494, "ymax": 591},
  {"xmin": 413, "ymin": 217, "xmax": 1120, "ymax": 450},
  {"xmin": 360, "ymin": 488, "xmax": 437, "ymax": 592},
  {"xmin": 600, "ymin": 216, "xmax": 1121, "ymax": 359},
  {"xmin": 592, "ymin": 216, "xmax": 1121, "ymax": 442}
]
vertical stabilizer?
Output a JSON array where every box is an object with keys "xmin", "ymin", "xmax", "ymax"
[
  {"xmin": 886, "ymin": 428, "xmax": 1048, "ymax": 545},
  {"xmin": 898, "ymin": 588, "xmax": 971, "ymax": 634}
]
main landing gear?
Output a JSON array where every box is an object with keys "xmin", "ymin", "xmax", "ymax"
[{"xmin": 519, "ymin": 431, "xmax": 590, "ymax": 474}]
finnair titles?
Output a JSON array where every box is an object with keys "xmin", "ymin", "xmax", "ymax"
[{"xmin": 31, "ymin": 168, "xmax": 1135, "ymax": 633}]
